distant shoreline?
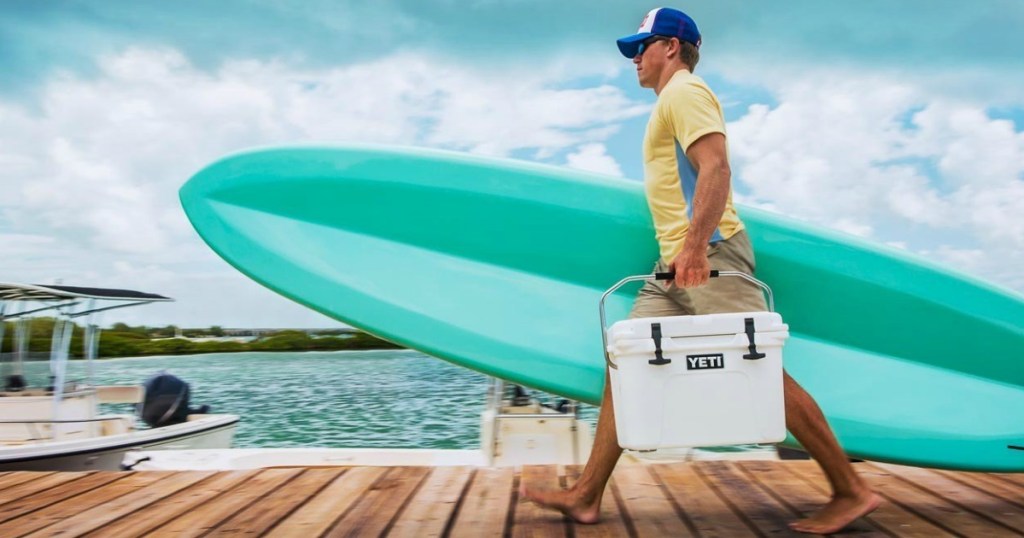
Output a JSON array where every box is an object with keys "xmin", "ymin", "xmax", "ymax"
[
  {"xmin": 95, "ymin": 348, "xmax": 415, "ymax": 361},
  {"xmin": 93, "ymin": 330, "xmax": 405, "ymax": 358},
  {"xmin": 1, "ymin": 319, "xmax": 405, "ymax": 359}
]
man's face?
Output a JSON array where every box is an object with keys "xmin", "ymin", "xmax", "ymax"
[{"xmin": 633, "ymin": 36, "xmax": 671, "ymax": 88}]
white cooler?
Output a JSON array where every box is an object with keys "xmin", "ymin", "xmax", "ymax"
[{"xmin": 600, "ymin": 271, "xmax": 788, "ymax": 451}]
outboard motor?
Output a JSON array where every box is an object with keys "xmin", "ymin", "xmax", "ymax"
[
  {"xmin": 137, "ymin": 372, "xmax": 210, "ymax": 428},
  {"xmin": 4, "ymin": 374, "xmax": 26, "ymax": 392}
]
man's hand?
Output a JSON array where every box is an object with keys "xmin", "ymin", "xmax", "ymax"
[{"xmin": 671, "ymin": 246, "xmax": 711, "ymax": 288}]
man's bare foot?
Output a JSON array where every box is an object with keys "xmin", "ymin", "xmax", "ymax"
[
  {"xmin": 789, "ymin": 490, "xmax": 882, "ymax": 534},
  {"xmin": 519, "ymin": 482, "xmax": 602, "ymax": 524}
]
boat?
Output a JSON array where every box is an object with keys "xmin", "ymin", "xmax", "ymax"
[{"xmin": 0, "ymin": 283, "xmax": 239, "ymax": 471}]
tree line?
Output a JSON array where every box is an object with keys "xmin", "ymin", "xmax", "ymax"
[{"xmin": 0, "ymin": 318, "xmax": 402, "ymax": 358}]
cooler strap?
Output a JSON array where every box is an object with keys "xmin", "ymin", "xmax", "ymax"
[
  {"xmin": 742, "ymin": 317, "xmax": 766, "ymax": 360},
  {"xmin": 648, "ymin": 323, "xmax": 671, "ymax": 365}
]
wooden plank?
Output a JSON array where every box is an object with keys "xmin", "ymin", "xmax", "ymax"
[
  {"xmin": 613, "ymin": 463, "xmax": 693, "ymax": 537},
  {"xmin": 934, "ymin": 469, "xmax": 1024, "ymax": 510},
  {"xmin": 263, "ymin": 467, "xmax": 384, "ymax": 537},
  {"xmin": 991, "ymin": 472, "xmax": 1024, "ymax": 489},
  {"xmin": 852, "ymin": 462, "xmax": 1016, "ymax": 537},
  {"xmin": 738, "ymin": 461, "xmax": 883, "ymax": 536},
  {"xmin": 0, "ymin": 472, "xmax": 53, "ymax": 490},
  {"xmin": 512, "ymin": 465, "xmax": 567, "ymax": 538},
  {"xmin": 448, "ymin": 467, "xmax": 514, "ymax": 538},
  {"xmin": 388, "ymin": 466, "xmax": 474, "ymax": 538},
  {"xmin": 870, "ymin": 462, "xmax": 1024, "ymax": 535},
  {"xmin": 695, "ymin": 461, "xmax": 809, "ymax": 537},
  {"xmin": 0, "ymin": 472, "xmax": 124, "ymax": 525},
  {"xmin": 736, "ymin": 461, "xmax": 826, "ymax": 517},
  {"xmin": 0, "ymin": 472, "xmax": 94, "ymax": 509},
  {"xmin": 148, "ymin": 468, "xmax": 303, "ymax": 537},
  {"xmin": 209, "ymin": 467, "xmax": 344, "ymax": 536},
  {"xmin": 84, "ymin": 470, "xmax": 258, "ymax": 538},
  {"xmin": 785, "ymin": 461, "xmax": 953, "ymax": 538},
  {"xmin": 565, "ymin": 464, "xmax": 631, "ymax": 538},
  {"xmin": 648, "ymin": 463, "xmax": 753, "ymax": 538},
  {"xmin": 0, "ymin": 471, "xmax": 169, "ymax": 536},
  {"xmin": 30, "ymin": 471, "xmax": 215, "ymax": 538},
  {"xmin": 324, "ymin": 466, "xmax": 430, "ymax": 537}
]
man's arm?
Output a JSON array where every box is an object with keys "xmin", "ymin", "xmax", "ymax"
[{"xmin": 672, "ymin": 132, "xmax": 731, "ymax": 288}]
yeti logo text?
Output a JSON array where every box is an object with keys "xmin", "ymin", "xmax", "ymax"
[{"xmin": 686, "ymin": 354, "xmax": 724, "ymax": 370}]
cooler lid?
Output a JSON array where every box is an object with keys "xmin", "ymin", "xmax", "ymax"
[{"xmin": 608, "ymin": 311, "xmax": 787, "ymax": 341}]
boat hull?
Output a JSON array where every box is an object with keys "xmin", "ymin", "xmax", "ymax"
[{"xmin": 0, "ymin": 414, "xmax": 238, "ymax": 472}]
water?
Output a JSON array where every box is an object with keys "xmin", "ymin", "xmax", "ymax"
[{"xmin": 90, "ymin": 350, "xmax": 599, "ymax": 449}]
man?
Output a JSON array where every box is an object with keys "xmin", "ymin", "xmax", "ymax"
[{"xmin": 522, "ymin": 7, "xmax": 881, "ymax": 534}]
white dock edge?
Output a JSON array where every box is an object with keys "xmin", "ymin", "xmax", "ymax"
[{"xmin": 125, "ymin": 447, "xmax": 488, "ymax": 470}]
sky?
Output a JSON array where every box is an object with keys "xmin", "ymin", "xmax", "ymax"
[{"xmin": 2, "ymin": 0, "xmax": 1023, "ymax": 328}]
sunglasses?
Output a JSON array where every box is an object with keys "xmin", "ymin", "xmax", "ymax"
[{"xmin": 636, "ymin": 36, "xmax": 671, "ymax": 57}]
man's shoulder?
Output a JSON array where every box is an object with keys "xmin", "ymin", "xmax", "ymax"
[
  {"xmin": 661, "ymin": 71, "xmax": 715, "ymax": 98},
  {"xmin": 655, "ymin": 72, "xmax": 718, "ymax": 114}
]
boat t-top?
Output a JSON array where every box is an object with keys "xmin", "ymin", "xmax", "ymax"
[{"xmin": 0, "ymin": 282, "xmax": 238, "ymax": 471}]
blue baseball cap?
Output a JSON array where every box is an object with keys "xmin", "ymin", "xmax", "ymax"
[{"xmin": 617, "ymin": 7, "xmax": 702, "ymax": 59}]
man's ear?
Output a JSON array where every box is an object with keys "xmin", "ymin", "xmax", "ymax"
[{"xmin": 667, "ymin": 37, "xmax": 681, "ymax": 60}]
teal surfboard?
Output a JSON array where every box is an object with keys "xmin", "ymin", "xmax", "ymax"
[{"xmin": 180, "ymin": 145, "xmax": 1024, "ymax": 472}]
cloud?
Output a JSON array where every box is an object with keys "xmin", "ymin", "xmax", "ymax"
[
  {"xmin": 564, "ymin": 143, "xmax": 624, "ymax": 176},
  {"xmin": 727, "ymin": 74, "xmax": 1024, "ymax": 293},
  {"xmin": 0, "ymin": 233, "xmax": 56, "ymax": 256},
  {"xmin": 424, "ymin": 75, "xmax": 645, "ymax": 156},
  {"xmin": 0, "ymin": 46, "xmax": 647, "ymax": 326},
  {"xmin": 729, "ymin": 78, "xmax": 933, "ymax": 223},
  {"xmin": 923, "ymin": 246, "xmax": 987, "ymax": 273}
]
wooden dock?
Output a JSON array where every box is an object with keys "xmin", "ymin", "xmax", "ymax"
[{"xmin": 0, "ymin": 461, "xmax": 1021, "ymax": 537}]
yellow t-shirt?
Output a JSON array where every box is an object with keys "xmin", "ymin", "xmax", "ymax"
[{"xmin": 642, "ymin": 69, "xmax": 744, "ymax": 263}]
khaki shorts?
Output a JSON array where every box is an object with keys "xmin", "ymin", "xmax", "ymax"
[{"xmin": 628, "ymin": 230, "xmax": 768, "ymax": 319}]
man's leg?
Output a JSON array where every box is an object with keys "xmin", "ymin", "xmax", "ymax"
[
  {"xmin": 521, "ymin": 263, "xmax": 689, "ymax": 524},
  {"xmin": 519, "ymin": 369, "xmax": 621, "ymax": 524},
  {"xmin": 692, "ymin": 232, "xmax": 880, "ymax": 534},
  {"xmin": 783, "ymin": 372, "xmax": 881, "ymax": 534}
]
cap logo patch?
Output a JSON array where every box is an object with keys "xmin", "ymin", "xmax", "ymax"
[{"xmin": 637, "ymin": 8, "xmax": 659, "ymax": 32}]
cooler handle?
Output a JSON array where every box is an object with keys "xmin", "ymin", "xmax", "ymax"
[{"xmin": 599, "ymin": 270, "xmax": 774, "ymax": 370}]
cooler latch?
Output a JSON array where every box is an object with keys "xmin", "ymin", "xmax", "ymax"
[
  {"xmin": 743, "ymin": 317, "xmax": 766, "ymax": 360},
  {"xmin": 649, "ymin": 323, "xmax": 671, "ymax": 365}
]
